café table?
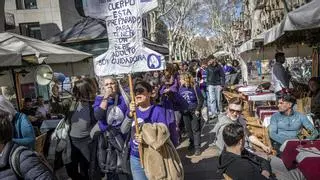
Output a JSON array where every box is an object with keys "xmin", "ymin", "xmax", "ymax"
[
  {"xmin": 40, "ymin": 119, "xmax": 61, "ymax": 133},
  {"xmin": 237, "ymin": 85, "xmax": 258, "ymax": 93},
  {"xmin": 280, "ymin": 139, "xmax": 320, "ymax": 179},
  {"xmin": 296, "ymin": 147, "xmax": 320, "ymax": 180},
  {"xmin": 241, "ymin": 91, "xmax": 277, "ymax": 116}
]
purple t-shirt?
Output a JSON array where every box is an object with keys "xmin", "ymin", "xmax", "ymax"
[
  {"xmin": 179, "ymin": 86, "xmax": 201, "ymax": 111},
  {"xmin": 130, "ymin": 105, "xmax": 176, "ymax": 157},
  {"xmin": 94, "ymin": 95, "xmax": 128, "ymax": 131}
]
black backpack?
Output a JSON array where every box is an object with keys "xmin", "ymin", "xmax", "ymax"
[{"xmin": 97, "ymin": 127, "xmax": 131, "ymax": 175}]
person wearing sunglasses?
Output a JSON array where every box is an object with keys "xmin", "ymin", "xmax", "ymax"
[
  {"xmin": 213, "ymin": 97, "xmax": 272, "ymax": 155},
  {"xmin": 120, "ymin": 81, "xmax": 179, "ymax": 180},
  {"xmin": 269, "ymin": 93, "xmax": 318, "ymax": 153}
]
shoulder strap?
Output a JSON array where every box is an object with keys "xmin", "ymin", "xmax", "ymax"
[
  {"xmin": 194, "ymin": 85, "xmax": 199, "ymax": 103},
  {"xmin": 115, "ymin": 94, "xmax": 119, "ymax": 106},
  {"xmin": 10, "ymin": 146, "xmax": 28, "ymax": 179},
  {"xmin": 65, "ymin": 101, "xmax": 79, "ymax": 124},
  {"xmin": 13, "ymin": 113, "xmax": 23, "ymax": 138},
  {"xmin": 89, "ymin": 101, "xmax": 96, "ymax": 126}
]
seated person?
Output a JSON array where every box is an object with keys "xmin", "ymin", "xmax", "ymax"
[
  {"xmin": 35, "ymin": 96, "xmax": 50, "ymax": 120},
  {"xmin": 0, "ymin": 96, "xmax": 35, "ymax": 149},
  {"xmin": 21, "ymin": 98, "xmax": 36, "ymax": 116},
  {"xmin": 308, "ymin": 77, "xmax": 320, "ymax": 120},
  {"xmin": 269, "ymin": 93, "xmax": 318, "ymax": 152},
  {"xmin": 21, "ymin": 97, "xmax": 41, "ymax": 128},
  {"xmin": 219, "ymin": 124, "xmax": 306, "ymax": 180},
  {"xmin": 213, "ymin": 97, "xmax": 272, "ymax": 154},
  {"xmin": 217, "ymin": 123, "xmax": 273, "ymax": 179}
]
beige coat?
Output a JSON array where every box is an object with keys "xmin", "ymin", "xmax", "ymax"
[{"xmin": 142, "ymin": 123, "xmax": 184, "ymax": 180}]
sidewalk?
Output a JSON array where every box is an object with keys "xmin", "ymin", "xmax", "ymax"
[{"xmin": 177, "ymin": 119, "xmax": 223, "ymax": 180}]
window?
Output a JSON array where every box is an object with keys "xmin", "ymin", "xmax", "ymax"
[
  {"xmin": 5, "ymin": 13, "xmax": 15, "ymax": 30},
  {"xmin": 142, "ymin": 18, "xmax": 147, "ymax": 27},
  {"xmin": 16, "ymin": 0, "xmax": 37, "ymax": 10},
  {"xmin": 19, "ymin": 22, "xmax": 42, "ymax": 40},
  {"xmin": 143, "ymin": 29, "xmax": 148, "ymax": 38}
]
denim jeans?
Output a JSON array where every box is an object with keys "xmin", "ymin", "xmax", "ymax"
[
  {"xmin": 207, "ymin": 85, "xmax": 223, "ymax": 115},
  {"xmin": 130, "ymin": 155, "xmax": 148, "ymax": 180},
  {"xmin": 200, "ymin": 89, "xmax": 207, "ymax": 106}
]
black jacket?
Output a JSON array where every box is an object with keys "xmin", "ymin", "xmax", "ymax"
[
  {"xmin": 217, "ymin": 149, "xmax": 271, "ymax": 180},
  {"xmin": 206, "ymin": 64, "xmax": 225, "ymax": 86},
  {"xmin": 0, "ymin": 142, "xmax": 55, "ymax": 180}
]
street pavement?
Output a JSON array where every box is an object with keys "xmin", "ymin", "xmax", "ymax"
[
  {"xmin": 55, "ymin": 119, "xmax": 222, "ymax": 180},
  {"xmin": 177, "ymin": 119, "xmax": 223, "ymax": 180}
]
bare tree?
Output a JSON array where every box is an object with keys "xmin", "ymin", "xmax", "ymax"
[
  {"xmin": 150, "ymin": 0, "xmax": 202, "ymax": 62},
  {"xmin": 203, "ymin": 0, "xmax": 241, "ymax": 58}
]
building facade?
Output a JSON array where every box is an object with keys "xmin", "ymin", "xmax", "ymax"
[
  {"xmin": 4, "ymin": 0, "xmax": 82, "ymax": 40},
  {"xmin": 239, "ymin": 0, "xmax": 313, "ymax": 41}
]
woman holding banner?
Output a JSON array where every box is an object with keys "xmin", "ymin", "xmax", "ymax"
[{"xmin": 121, "ymin": 81, "xmax": 182, "ymax": 180}]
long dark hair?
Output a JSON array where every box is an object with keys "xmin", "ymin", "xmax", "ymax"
[
  {"xmin": 73, "ymin": 78, "xmax": 97, "ymax": 102},
  {"xmin": 0, "ymin": 111, "xmax": 13, "ymax": 144}
]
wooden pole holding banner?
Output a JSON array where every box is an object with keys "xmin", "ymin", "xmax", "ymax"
[{"xmin": 128, "ymin": 74, "xmax": 144, "ymax": 168}]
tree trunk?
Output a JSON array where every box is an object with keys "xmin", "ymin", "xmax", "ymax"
[
  {"xmin": 281, "ymin": 0, "xmax": 289, "ymax": 14},
  {"xmin": 150, "ymin": 11, "xmax": 157, "ymax": 42},
  {"xmin": 168, "ymin": 31, "xmax": 174, "ymax": 62},
  {"xmin": 178, "ymin": 40, "xmax": 183, "ymax": 61},
  {"xmin": 182, "ymin": 40, "xmax": 188, "ymax": 61},
  {"xmin": 175, "ymin": 42, "xmax": 179, "ymax": 62},
  {"xmin": 0, "ymin": 0, "xmax": 5, "ymax": 33}
]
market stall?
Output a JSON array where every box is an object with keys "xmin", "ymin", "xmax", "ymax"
[{"xmin": 0, "ymin": 32, "xmax": 93, "ymax": 155}]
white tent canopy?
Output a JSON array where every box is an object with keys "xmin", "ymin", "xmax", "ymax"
[
  {"xmin": 214, "ymin": 51, "xmax": 230, "ymax": 57},
  {"xmin": 0, "ymin": 32, "xmax": 92, "ymax": 67},
  {"xmin": 0, "ymin": 47, "xmax": 21, "ymax": 67},
  {"xmin": 238, "ymin": 33, "xmax": 264, "ymax": 55}
]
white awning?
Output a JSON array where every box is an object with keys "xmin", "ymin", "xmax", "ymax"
[
  {"xmin": 239, "ymin": 33, "xmax": 264, "ymax": 55},
  {"xmin": 0, "ymin": 32, "xmax": 92, "ymax": 67}
]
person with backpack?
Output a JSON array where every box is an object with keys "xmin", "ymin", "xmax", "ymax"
[
  {"xmin": 0, "ymin": 111, "xmax": 55, "ymax": 179},
  {"xmin": 93, "ymin": 76, "xmax": 129, "ymax": 135},
  {"xmin": 0, "ymin": 96, "xmax": 35, "ymax": 149},
  {"xmin": 178, "ymin": 73, "xmax": 204, "ymax": 156},
  {"xmin": 93, "ymin": 76, "xmax": 132, "ymax": 180}
]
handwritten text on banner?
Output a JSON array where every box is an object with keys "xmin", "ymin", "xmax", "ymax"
[{"xmin": 89, "ymin": 0, "xmax": 165, "ymax": 76}]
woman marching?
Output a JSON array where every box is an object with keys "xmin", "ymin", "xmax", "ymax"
[
  {"xmin": 121, "ymin": 81, "xmax": 183, "ymax": 180},
  {"xmin": 178, "ymin": 73, "xmax": 204, "ymax": 156}
]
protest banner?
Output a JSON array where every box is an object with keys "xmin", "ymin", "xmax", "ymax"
[
  {"xmin": 84, "ymin": 0, "xmax": 165, "ymax": 167},
  {"xmin": 90, "ymin": 0, "xmax": 165, "ymax": 76}
]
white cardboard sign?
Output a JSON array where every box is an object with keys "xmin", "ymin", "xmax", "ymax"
[{"xmin": 90, "ymin": 0, "xmax": 165, "ymax": 76}]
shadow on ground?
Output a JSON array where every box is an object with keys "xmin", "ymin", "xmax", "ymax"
[{"xmin": 177, "ymin": 118, "xmax": 223, "ymax": 180}]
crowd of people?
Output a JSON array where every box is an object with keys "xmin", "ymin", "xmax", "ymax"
[{"xmin": 0, "ymin": 53, "xmax": 319, "ymax": 180}]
